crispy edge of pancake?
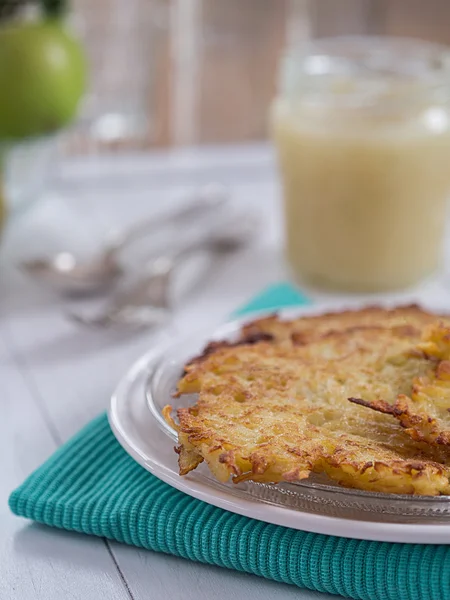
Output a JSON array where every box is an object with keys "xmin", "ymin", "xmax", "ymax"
[
  {"xmin": 185, "ymin": 305, "xmax": 434, "ymax": 372},
  {"xmin": 239, "ymin": 304, "xmax": 449, "ymax": 345},
  {"xmin": 350, "ymin": 324, "xmax": 450, "ymax": 447}
]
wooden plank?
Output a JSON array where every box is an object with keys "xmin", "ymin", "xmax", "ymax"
[
  {"xmin": 111, "ymin": 545, "xmax": 329, "ymax": 600},
  {"xmin": 0, "ymin": 327, "xmax": 129, "ymax": 600}
]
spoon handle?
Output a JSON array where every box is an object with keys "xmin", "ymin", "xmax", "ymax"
[
  {"xmin": 152, "ymin": 214, "xmax": 250, "ymax": 270},
  {"xmin": 104, "ymin": 184, "xmax": 228, "ymax": 258}
]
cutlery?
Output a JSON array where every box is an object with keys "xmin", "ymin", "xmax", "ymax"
[
  {"xmin": 20, "ymin": 183, "xmax": 228, "ymax": 296},
  {"xmin": 68, "ymin": 215, "xmax": 257, "ymax": 330}
]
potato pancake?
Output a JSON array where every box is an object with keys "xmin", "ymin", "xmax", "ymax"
[{"xmin": 165, "ymin": 307, "xmax": 450, "ymax": 495}]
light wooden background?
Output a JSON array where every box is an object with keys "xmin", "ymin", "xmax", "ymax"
[{"xmin": 67, "ymin": 0, "xmax": 450, "ymax": 152}]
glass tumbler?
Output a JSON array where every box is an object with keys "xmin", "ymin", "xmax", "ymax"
[{"xmin": 69, "ymin": 0, "xmax": 169, "ymax": 152}]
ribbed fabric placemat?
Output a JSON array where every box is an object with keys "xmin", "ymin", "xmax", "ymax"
[{"xmin": 9, "ymin": 283, "xmax": 450, "ymax": 600}]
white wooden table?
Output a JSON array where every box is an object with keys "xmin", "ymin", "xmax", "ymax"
[{"xmin": 3, "ymin": 145, "xmax": 450, "ymax": 600}]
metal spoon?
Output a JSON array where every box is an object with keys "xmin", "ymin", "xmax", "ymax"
[
  {"xmin": 20, "ymin": 184, "xmax": 228, "ymax": 296},
  {"xmin": 68, "ymin": 215, "xmax": 257, "ymax": 330}
]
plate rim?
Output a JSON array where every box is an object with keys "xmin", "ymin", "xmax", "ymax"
[
  {"xmin": 109, "ymin": 304, "xmax": 450, "ymax": 544},
  {"xmin": 146, "ymin": 301, "xmax": 450, "ymax": 505}
]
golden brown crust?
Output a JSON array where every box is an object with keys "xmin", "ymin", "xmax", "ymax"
[
  {"xmin": 352, "ymin": 324, "xmax": 450, "ymax": 448},
  {"xmin": 239, "ymin": 304, "xmax": 449, "ymax": 346},
  {"xmin": 185, "ymin": 332, "xmax": 275, "ymax": 370}
]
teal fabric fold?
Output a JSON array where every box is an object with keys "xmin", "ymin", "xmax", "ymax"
[{"xmin": 9, "ymin": 282, "xmax": 450, "ymax": 600}]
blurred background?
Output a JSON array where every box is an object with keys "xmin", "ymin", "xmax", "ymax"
[
  {"xmin": 3, "ymin": 0, "xmax": 450, "ymax": 316},
  {"xmin": 64, "ymin": 0, "xmax": 450, "ymax": 151},
  {"xmin": 4, "ymin": 0, "xmax": 450, "ymax": 214}
]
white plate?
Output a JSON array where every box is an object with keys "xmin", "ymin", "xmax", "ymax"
[{"xmin": 109, "ymin": 305, "xmax": 450, "ymax": 544}]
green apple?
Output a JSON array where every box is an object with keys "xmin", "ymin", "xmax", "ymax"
[{"xmin": 0, "ymin": 20, "xmax": 86, "ymax": 139}]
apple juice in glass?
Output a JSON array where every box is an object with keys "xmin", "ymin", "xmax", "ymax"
[{"xmin": 272, "ymin": 37, "xmax": 450, "ymax": 292}]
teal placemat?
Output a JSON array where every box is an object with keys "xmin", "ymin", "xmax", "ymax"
[{"xmin": 9, "ymin": 282, "xmax": 450, "ymax": 600}]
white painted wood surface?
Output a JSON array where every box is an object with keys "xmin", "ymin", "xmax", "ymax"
[{"xmin": 3, "ymin": 145, "xmax": 450, "ymax": 600}]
